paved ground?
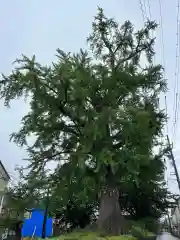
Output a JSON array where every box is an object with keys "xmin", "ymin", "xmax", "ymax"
[{"xmin": 157, "ymin": 232, "xmax": 179, "ymax": 240}]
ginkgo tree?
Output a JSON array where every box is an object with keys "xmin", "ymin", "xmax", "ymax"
[{"xmin": 0, "ymin": 8, "xmax": 167, "ymax": 234}]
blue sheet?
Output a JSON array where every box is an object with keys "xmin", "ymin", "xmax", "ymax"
[{"xmin": 21, "ymin": 208, "xmax": 53, "ymax": 237}]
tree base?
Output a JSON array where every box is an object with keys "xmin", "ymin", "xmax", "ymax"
[{"xmin": 97, "ymin": 187, "xmax": 127, "ymax": 235}]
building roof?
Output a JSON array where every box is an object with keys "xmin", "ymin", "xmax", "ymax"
[{"xmin": 0, "ymin": 160, "xmax": 10, "ymax": 181}]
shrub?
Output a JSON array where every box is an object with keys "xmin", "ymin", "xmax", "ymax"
[{"xmin": 49, "ymin": 232, "xmax": 136, "ymax": 240}]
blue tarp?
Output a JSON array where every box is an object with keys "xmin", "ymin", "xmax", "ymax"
[{"xmin": 21, "ymin": 208, "xmax": 53, "ymax": 237}]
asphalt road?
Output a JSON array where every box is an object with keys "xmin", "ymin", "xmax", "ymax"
[{"xmin": 157, "ymin": 232, "xmax": 179, "ymax": 240}]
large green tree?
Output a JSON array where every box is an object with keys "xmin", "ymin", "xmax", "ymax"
[{"xmin": 0, "ymin": 8, "xmax": 167, "ymax": 234}]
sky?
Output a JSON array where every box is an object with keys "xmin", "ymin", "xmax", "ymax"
[{"xmin": 0, "ymin": 0, "xmax": 179, "ymax": 193}]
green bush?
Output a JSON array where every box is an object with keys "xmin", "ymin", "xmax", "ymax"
[
  {"xmin": 131, "ymin": 225, "xmax": 155, "ymax": 237},
  {"xmin": 48, "ymin": 232, "xmax": 136, "ymax": 240}
]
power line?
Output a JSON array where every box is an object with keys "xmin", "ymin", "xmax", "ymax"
[
  {"xmin": 158, "ymin": 0, "xmax": 166, "ymax": 73},
  {"xmin": 147, "ymin": 0, "xmax": 152, "ymax": 20},
  {"xmin": 165, "ymin": 96, "xmax": 169, "ymax": 134},
  {"xmin": 139, "ymin": 0, "xmax": 147, "ymax": 23},
  {"xmin": 142, "ymin": 0, "xmax": 148, "ymax": 20},
  {"xmin": 139, "ymin": 0, "xmax": 168, "ymax": 142},
  {"xmin": 157, "ymin": 1, "xmax": 172, "ymax": 198},
  {"xmin": 140, "ymin": 0, "xmax": 168, "ymax": 139},
  {"xmin": 173, "ymin": 0, "xmax": 180, "ymax": 144},
  {"xmin": 167, "ymin": 135, "xmax": 180, "ymax": 193},
  {"xmin": 158, "ymin": 0, "xmax": 169, "ymax": 137}
]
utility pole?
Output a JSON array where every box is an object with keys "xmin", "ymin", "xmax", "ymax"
[
  {"xmin": 167, "ymin": 135, "xmax": 180, "ymax": 192},
  {"xmin": 167, "ymin": 211, "xmax": 173, "ymax": 234}
]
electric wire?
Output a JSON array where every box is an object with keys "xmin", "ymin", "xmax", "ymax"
[
  {"xmin": 139, "ymin": 0, "xmax": 168, "ymax": 137},
  {"xmin": 158, "ymin": 0, "xmax": 169, "ymax": 140},
  {"xmin": 147, "ymin": 0, "xmax": 152, "ymax": 20},
  {"xmin": 173, "ymin": 0, "xmax": 180, "ymax": 144},
  {"xmin": 139, "ymin": 0, "xmax": 147, "ymax": 23}
]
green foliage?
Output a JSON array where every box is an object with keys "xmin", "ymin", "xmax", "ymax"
[
  {"xmin": 0, "ymin": 8, "xmax": 166, "ymax": 186},
  {"xmin": 3, "ymin": 159, "xmax": 171, "ymax": 231},
  {"xmin": 6, "ymin": 168, "xmax": 51, "ymax": 213},
  {"xmin": 0, "ymin": 7, "xmax": 169, "ymax": 234},
  {"xmin": 131, "ymin": 225, "xmax": 155, "ymax": 237},
  {"xmin": 119, "ymin": 153, "xmax": 172, "ymax": 219},
  {"xmin": 136, "ymin": 218, "xmax": 159, "ymax": 234},
  {"xmin": 50, "ymin": 163, "xmax": 99, "ymax": 210},
  {"xmin": 47, "ymin": 232, "xmax": 136, "ymax": 240}
]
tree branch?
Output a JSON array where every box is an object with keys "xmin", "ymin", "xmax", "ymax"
[{"xmin": 35, "ymin": 76, "xmax": 84, "ymax": 136}]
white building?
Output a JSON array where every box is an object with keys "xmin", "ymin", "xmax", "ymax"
[
  {"xmin": 171, "ymin": 198, "xmax": 180, "ymax": 226},
  {"xmin": 0, "ymin": 160, "xmax": 10, "ymax": 213}
]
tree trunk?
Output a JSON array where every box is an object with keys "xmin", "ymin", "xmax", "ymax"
[
  {"xmin": 42, "ymin": 195, "xmax": 49, "ymax": 239},
  {"xmin": 97, "ymin": 166, "xmax": 125, "ymax": 235}
]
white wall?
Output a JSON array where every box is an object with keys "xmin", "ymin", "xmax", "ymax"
[
  {"xmin": 0, "ymin": 171, "xmax": 9, "ymax": 213},
  {"xmin": 171, "ymin": 201, "xmax": 180, "ymax": 225},
  {"xmin": 0, "ymin": 178, "xmax": 8, "ymax": 192}
]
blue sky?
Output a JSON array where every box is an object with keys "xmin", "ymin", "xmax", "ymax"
[{"xmin": 0, "ymin": 0, "xmax": 179, "ymax": 192}]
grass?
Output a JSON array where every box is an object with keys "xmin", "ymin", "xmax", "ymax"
[
  {"xmin": 24, "ymin": 223, "xmax": 155, "ymax": 240},
  {"xmin": 49, "ymin": 232, "xmax": 136, "ymax": 240}
]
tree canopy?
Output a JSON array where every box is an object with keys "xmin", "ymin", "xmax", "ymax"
[{"xmin": 0, "ymin": 8, "xmax": 169, "ymax": 235}]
